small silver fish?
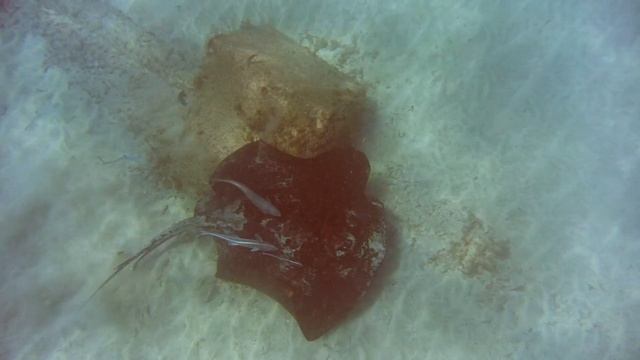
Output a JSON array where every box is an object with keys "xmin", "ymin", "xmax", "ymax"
[
  {"xmin": 261, "ymin": 252, "xmax": 303, "ymax": 267},
  {"xmin": 212, "ymin": 178, "xmax": 281, "ymax": 217},
  {"xmin": 203, "ymin": 231, "xmax": 302, "ymax": 267},
  {"xmin": 200, "ymin": 231, "xmax": 278, "ymax": 252}
]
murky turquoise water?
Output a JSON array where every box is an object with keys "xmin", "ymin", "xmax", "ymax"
[{"xmin": 1, "ymin": 1, "xmax": 639, "ymax": 359}]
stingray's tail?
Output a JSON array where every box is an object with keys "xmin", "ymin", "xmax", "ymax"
[{"xmin": 87, "ymin": 216, "xmax": 206, "ymax": 301}]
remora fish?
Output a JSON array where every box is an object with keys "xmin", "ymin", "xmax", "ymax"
[
  {"xmin": 212, "ymin": 178, "xmax": 281, "ymax": 217},
  {"xmin": 199, "ymin": 231, "xmax": 278, "ymax": 252},
  {"xmin": 201, "ymin": 231, "xmax": 302, "ymax": 267}
]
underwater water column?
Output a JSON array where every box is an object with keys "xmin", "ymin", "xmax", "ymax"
[{"xmin": 1, "ymin": 0, "xmax": 639, "ymax": 359}]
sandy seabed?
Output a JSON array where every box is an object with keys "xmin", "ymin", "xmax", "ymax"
[{"xmin": 1, "ymin": 0, "xmax": 639, "ymax": 359}]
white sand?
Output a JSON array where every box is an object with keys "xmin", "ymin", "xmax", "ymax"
[{"xmin": 1, "ymin": 0, "xmax": 639, "ymax": 359}]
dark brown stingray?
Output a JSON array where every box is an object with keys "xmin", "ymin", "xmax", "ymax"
[
  {"xmin": 91, "ymin": 141, "xmax": 388, "ymax": 340},
  {"xmin": 196, "ymin": 141, "xmax": 387, "ymax": 340}
]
